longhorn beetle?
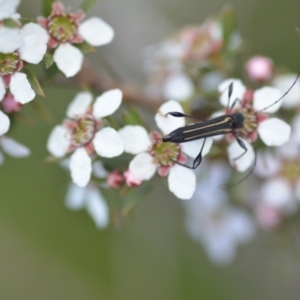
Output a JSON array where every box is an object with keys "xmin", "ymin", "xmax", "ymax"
[{"xmin": 162, "ymin": 73, "xmax": 300, "ymax": 185}]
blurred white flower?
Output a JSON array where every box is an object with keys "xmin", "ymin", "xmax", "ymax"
[
  {"xmin": 0, "ymin": 0, "xmax": 20, "ymax": 21},
  {"xmin": 184, "ymin": 163, "xmax": 255, "ymax": 265},
  {"xmin": 47, "ymin": 89, "xmax": 124, "ymax": 187},
  {"xmin": 65, "ymin": 183, "xmax": 109, "ymax": 229}
]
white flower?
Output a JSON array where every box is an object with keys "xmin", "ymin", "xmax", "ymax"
[
  {"xmin": 0, "ymin": 23, "xmax": 49, "ymax": 103},
  {"xmin": 184, "ymin": 163, "xmax": 255, "ymax": 265},
  {"xmin": 218, "ymin": 79, "xmax": 291, "ymax": 172},
  {"xmin": 65, "ymin": 183, "xmax": 109, "ymax": 229},
  {"xmin": 119, "ymin": 100, "xmax": 213, "ymax": 200},
  {"xmin": 38, "ymin": 2, "xmax": 114, "ymax": 77},
  {"xmin": 47, "ymin": 89, "xmax": 124, "ymax": 187}
]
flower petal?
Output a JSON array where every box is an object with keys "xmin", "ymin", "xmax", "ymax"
[
  {"xmin": 253, "ymin": 86, "xmax": 282, "ymax": 113},
  {"xmin": 129, "ymin": 152, "xmax": 156, "ymax": 180},
  {"xmin": 0, "ymin": 0, "xmax": 20, "ymax": 20},
  {"xmin": 19, "ymin": 22, "xmax": 49, "ymax": 64},
  {"xmin": 65, "ymin": 183, "xmax": 86, "ymax": 209},
  {"xmin": 47, "ymin": 125, "xmax": 70, "ymax": 157},
  {"xmin": 255, "ymin": 150, "xmax": 281, "ymax": 177},
  {"xmin": 78, "ymin": 17, "xmax": 114, "ymax": 46},
  {"xmin": 10, "ymin": 72, "xmax": 35, "ymax": 104},
  {"xmin": 155, "ymin": 100, "xmax": 185, "ymax": 134},
  {"xmin": 272, "ymin": 74, "xmax": 300, "ymax": 109},
  {"xmin": 93, "ymin": 127, "xmax": 124, "ymax": 158},
  {"xmin": 181, "ymin": 137, "xmax": 213, "ymax": 158},
  {"xmin": 218, "ymin": 79, "xmax": 246, "ymax": 108},
  {"xmin": 227, "ymin": 139, "xmax": 255, "ymax": 172},
  {"xmin": 66, "ymin": 91, "xmax": 92, "ymax": 118},
  {"xmin": 0, "ymin": 26, "xmax": 23, "ymax": 53},
  {"xmin": 168, "ymin": 164, "xmax": 196, "ymax": 200},
  {"xmin": 163, "ymin": 73, "xmax": 194, "ymax": 102},
  {"xmin": 0, "ymin": 110, "xmax": 10, "ymax": 135},
  {"xmin": 53, "ymin": 43, "xmax": 83, "ymax": 77},
  {"xmin": 258, "ymin": 118, "xmax": 291, "ymax": 146},
  {"xmin": 118, "ymin": 125, "xmax": 151, "ymax": 154},
  {"xmin": 93, "ymin": 89, "xmax": 122, "ymax": 118},
  {"xmin": 85, "ymin": 186, "xmax": 109, "ymax": 228},
  {"xmin": 70, "ymin": 148, "xmax": 92, "ymax": 187},
  {"xmin": 261, "ymin": 178, "xmax": 292, "ymax": 208},
  {"xmin": 0, "ymin": 136, "xmax": 30, "ymax": 157},
  {"xmin": 0, "ymin": 150, "xmax": 4, "ymax": 165}
]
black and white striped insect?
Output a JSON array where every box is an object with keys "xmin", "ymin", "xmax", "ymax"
[{"xmin": 162, "ymin": 73, "xmax": 300, "ymax": 183}]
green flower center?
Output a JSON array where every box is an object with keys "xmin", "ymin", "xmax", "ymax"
[
  {"xmin": 282, "ymin": 161, "xmax": 300, "ymax": 183},
  {"xmin": 151, "ymin": 139, "xmax": 180, "ymax": 166},
  {"xmin": 0, "ymin": 52, "xmax": 19, "ymax": 76},
  {"xmin": 48, "ymin": 16, "xmax": 76, "ymax": 42},
  {"xmin": 71, "ymin": 115, "xmax": 96, "ymax": 147}
]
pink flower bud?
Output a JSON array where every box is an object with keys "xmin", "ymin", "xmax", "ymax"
[
  {"xmin": 107, "ymin": 171, "xmax": 124, "ymax": 189},
  {"xmin": 2, "ymin": 92, "xmax": 22, "ymax": 114},
  {"xmin": 245, "ymin": 56, "xmax": 274, "ymax": 82}
]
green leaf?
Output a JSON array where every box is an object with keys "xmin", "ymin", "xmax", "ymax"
[
  {"xmin": 75, "ymin": 41, "xmax": 95, "ymax": 53},
  {"xmin": 2, "ymin": 18, "xmax": 20, "ymax": 28},
  {"xmin": 44, "ymin": 62, "xmax": 60, "ymax": 80},
  {"xmin": 24, "ymin": 69, "xmax": 46, "ymax": 97},
  {"xmin": 44, "ymin": 53, "xmax": 54, "ymax": 69},
  {"xmin": 31, "ymin": 99, "xmax": 53, "ymax": 123},
  {"xmin": 79, "ymin": 0, "xmax": 98, "ymax": 13},
  {"xmin": 219, "ymin": 5, "xmax": 237, "ymax": 48},
  {"xmin": 122, "ymin": 107, "xmax": 148, "ymax": 127},
  {"xmin": 42, "ymin": 0, "xmax": 55, "ymax": 16}
]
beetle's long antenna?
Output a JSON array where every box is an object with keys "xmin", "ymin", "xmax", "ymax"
[
  {"xmin": 257, "ymin": 69, "xmax": 300, "ymax": 113},
  {"xmin": 225, "ymin": 82, "xmax": 234, "ymax": 114}
]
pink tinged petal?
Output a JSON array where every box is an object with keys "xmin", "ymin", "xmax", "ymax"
[
  {"xmin": 93, "ymin": 89, "xmax": 122, "ymax": 118},
  {"xmin": 155, "ymin": 100, "xmax": 185, "ymax": 135},
  {"xmin": 245, "ymin": 56, "xmax": 274, "ymax": 82},
  {"xmin": 258, "ymin": 118, "xmax": 291, "ymax": 146},
  {"xmin": 0, "ymin": 0, "xmax": 20, "ymax": 20},
  {"xmin": 163, "ymin": 73, "xmax": 194, "ymax": 102},
  {"xmin": 66, "ymin": 91, "xmax": 92, "ymax": 118},
  {"xmin": 53, "ymin": 43, "xmax": 83, "ymax": 77},
  {"xmin": 181, "ymin": 137, "xmax": 213, "ymax": 159},
  {"xmin": 129, "ymin": 152, "xmax": 157, "ymax": 180},
  {"xmin": 78, "ymin": 17, "xmax": 114, "ymax": 46},
  {"xmin": 0, "ymin": 136, "xmax": 30, "ymax": 157},
  {"xmin": 0, "ymin": 111, "xmax": 10, "ymax": 135},
  {"xmin": 227, "ymin": 139, "xmax": 254, "ymax": 172},
  {"xmin": 10, "ymin": 72, "xmax": 35, "ymax": 104},
  {"xmin": 218, "ymin": 79, "xmax": 246, "ymax": 108},
  {"xmin": 93, "ymin": 127, "xmax": 124, "ymax": 158},
  {"xmin": 272, "ymin": 74, "xmax": 300, "ymax": 109},
  {"xmin": 65, "ymin": 183, "xmax": 86, "ymax": 209},
  {"xmin": 168, "ymin": 164, "xmax": 196, "ymax": 200},
  {"xmin": 19, "ymin": 22, "xmax": 49, "ymax": 64},
  {"xmin": 70, "ymin": 148, "xmax": 92, "ymax": 187},
  {"xmin": 118, "ymin": 125, "xmax": 151, "ymax": 154},
  {"xmin": 47, "ymin": 125, "xmax": 70, "ymax": 157},
  {"xmin": 0, "ymin": 27, "xmax": 23, "ymax": 53},
  {"xmin": 85, "ymin": 187, "xmax": 109, "ymax": 228},
  {"xmin": 253, "ymin": 87, "xmax": 282, "ymax": 113},
  {"xmin": 0, "ymin": 78, "xmax": 5, "ymax": 102},
  {"xmin": 261, "ymin": 178, "xmax": 292, "ymax": 208}
]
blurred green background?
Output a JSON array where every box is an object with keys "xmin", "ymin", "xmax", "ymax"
[{"xmin": 1, "ymin": 0, "xmax": 300, "ymax": 299}]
